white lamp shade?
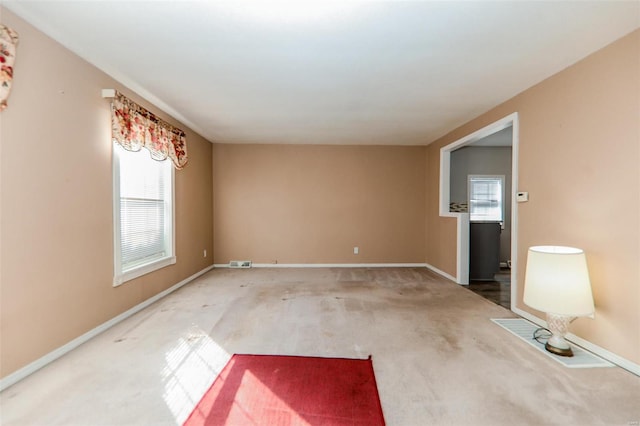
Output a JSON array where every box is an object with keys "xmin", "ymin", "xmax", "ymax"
[{"xmin": 523, "ymin": 246, "xmax": 594, "ymax": 316}]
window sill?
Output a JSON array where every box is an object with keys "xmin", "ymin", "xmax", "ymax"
[{"xmin": 113, "ymin": 256, "xmax": 176, "ymax": 287}]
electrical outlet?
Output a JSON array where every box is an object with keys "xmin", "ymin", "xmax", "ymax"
[
  {"xmin": 354, "ymin": 247, "xmax": 359, "ymax": 255},
  {"xmin": 203, "ymin": 249, "xmax": 207, "ymax": 257}
]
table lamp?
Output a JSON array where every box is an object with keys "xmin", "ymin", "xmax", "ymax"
[{"xmin": 523, "ymin": 246, "xmax": 594, "ymax": 357}]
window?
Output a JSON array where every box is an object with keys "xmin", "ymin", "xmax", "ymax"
[
  {"xmin": 468, "ymin": 175, "xmax": 504, "ymax": 222},
  {"xmin": 113, "ymin": 144, "xmax": 175, "ymax": 286}
]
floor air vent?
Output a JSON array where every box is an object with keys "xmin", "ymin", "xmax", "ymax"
[
  {"xmin": 492, "ymin": 318, "xmax": 612, "ymax": 368},
  {"xmin": 229, "ymin": 260, "xmax": 252, "ymax": 269}
]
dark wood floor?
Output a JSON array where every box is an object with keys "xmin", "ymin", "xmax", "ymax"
[{"xmin": 467, "ymin": 269, "xmax": 511, "ymax": 309}]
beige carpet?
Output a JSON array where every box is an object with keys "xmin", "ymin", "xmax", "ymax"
[{"xmin": 1, "ymin": 267, "xmax": 639, "ymax": 425}]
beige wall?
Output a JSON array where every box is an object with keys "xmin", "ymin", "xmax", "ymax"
[
  {"xmin": 213, "ymin": 144, "xmax": 426, "ymax": 264},
  {"xmin": 426, "ymin": 30, "xmax": 640, "ymax": 364},
  {"xmin": 425, "ymin": 147, "xmax": 458, "ymax": 277},
  {"xmin": 0, "ymin": 9, "xmax": 213, "ymax": 378}
]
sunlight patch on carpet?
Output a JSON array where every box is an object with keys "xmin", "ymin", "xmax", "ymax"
[{"xmin": 161, "ymin": 327, "xmax": 232, "ymax": 423}]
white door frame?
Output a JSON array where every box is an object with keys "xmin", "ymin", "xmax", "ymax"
[{"xmin": 439, "ymin": 112, "xmax": 519, "ymax": 310}]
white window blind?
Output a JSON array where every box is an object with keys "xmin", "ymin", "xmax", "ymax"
[
  {"xmin": 468, "ymin": 175, "xmax": 504, "ymax": 222},
  {"xmin": 114, "ymin": 144, "xmax": 174, "ymax": 285}
]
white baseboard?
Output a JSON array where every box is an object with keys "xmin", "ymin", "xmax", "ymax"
[
  {"xmin": 0, "ymin": 264, "xmax": 215, "ymax": 392},
  {"xmin": 512, "ymin": 306, "xmax": 640, "ymax": 377},
  {"xmin": 424, "ymin": 262, "xmax": 458, "ymax": 283},
  {"xmin": 215, "ymin": 261, "xmax": 460, "ymax": 285},
  {"xmin": 214, "ymin": 263, "xmax": 428, "ymax": 268}
]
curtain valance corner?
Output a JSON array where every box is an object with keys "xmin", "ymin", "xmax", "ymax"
[
  {"xmin": 0, "ymin": 23, "xmax": 19, "ymax": 112},
  {"xmin": 110, "ymin": 92, "xmax": 188, "ymax": 169}
]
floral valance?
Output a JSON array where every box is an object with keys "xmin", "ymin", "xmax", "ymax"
[{"xmin": 110, "ymin": 92, "xmax": 188, "ymax": 169}]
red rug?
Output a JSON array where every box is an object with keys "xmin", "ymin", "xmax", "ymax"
[{"xmin": 183, "ymin": 354, "xmax": 385, "ymax": 426}]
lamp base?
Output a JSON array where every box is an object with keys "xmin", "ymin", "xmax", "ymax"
[
  {"xmin": 545, "ymin": 342, "xmax": 573, "ymax": 357},
  {"xmin": 545, "ymin": 313, "xmax": 575, "ymax": 358}
]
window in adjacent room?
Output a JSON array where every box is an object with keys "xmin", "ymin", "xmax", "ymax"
[
  {"xmin": 113, "ymin": 144, "xmax": 175, "ymax": 286},
  {"xmin": 468, "ymin": 175, "xmax": 505, "ymax": 223}
]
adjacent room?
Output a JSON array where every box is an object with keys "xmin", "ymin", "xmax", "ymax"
[{"xmin": 1, "ymin": 2, "xmax": 639, "ymax": 425}]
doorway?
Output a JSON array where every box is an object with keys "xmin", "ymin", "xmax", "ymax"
[{"xmin": 439, "ymin": 113, "xmax": 519, "ymax": 310}]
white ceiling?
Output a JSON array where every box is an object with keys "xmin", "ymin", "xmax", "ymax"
[{"xmin": 5, "ymin": 1, "xmax": 639, "ymax": 145}]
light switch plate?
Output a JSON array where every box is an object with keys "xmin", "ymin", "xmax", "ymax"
[{"xmin": 516, "ymin": 192, "xmax": 529, "ymax": 202}]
